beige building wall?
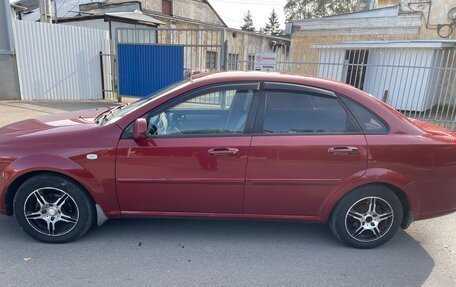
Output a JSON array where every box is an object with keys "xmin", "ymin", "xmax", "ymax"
[
  {"xmin": 304, "ymin": 0, "xmax": 456, "ymax": 41},
  {"xmin": 225, "ymin": 31, "xmax": 289, "ymax": 71},
  {"xmin": 378, "ymin": 0, "xmax": 455, "ymax": 29},
  {"xmin": 427, "ymin": 0, "xmax": 456, "ymax": 25},
  {"xmin": 172, "ymin": 0, "xmax": 225, "ymax": 26},
  {"xmin": 107, "ymin": 0, "xmax": 162, "ymax": 12},
  {"xmin": 289, "ymin": 33, "xmax": 417, "ymax": 75},
  {"xmin": 145, "ymin": 14, "xmax": 290, "ymax": 71},
  {"xmin": 110, "ymin": 0, "xmax": 225, "ymax": 26},
  {"xmin": 400, "ymin": 0, "xmax": 456, "ymax": 40},
  {"xmin": 289, "ymin": 0, "xmax": 456, "ymax": 69},
  {"xmin": 377, "ymin": 0, "xmax": 400, "ymax": 8},
  {"xmin": 144, "ymin": 0, "xmax": 162, "ymax": 12}
]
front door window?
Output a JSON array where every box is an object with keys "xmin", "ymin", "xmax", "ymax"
[{"xmin": 147, "ymin": 89, "xmax": 253, "ymax": 136}]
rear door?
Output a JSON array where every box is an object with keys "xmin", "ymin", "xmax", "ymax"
[{"xmin": 244, "ymin": 83, "xmax": 368, "ymax": 216}]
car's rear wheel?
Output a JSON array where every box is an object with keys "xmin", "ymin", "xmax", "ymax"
[
  {"xmin": 329, "ymin": 185, "xmax": 403, "ymax": 249},
  {"xmin": 13, "ymin": 174, "xmax": 95, "ymax": 243}
]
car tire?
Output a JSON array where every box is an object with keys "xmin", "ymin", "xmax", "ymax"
[
  {"xmin": 329, "ymin": 185, "xmax": 403, "ymax": 249},
  {"xmin": 13, "ymin": 174, "xmax": 95, "ymax": 243}
]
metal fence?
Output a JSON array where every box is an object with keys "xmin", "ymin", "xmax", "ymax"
[
  {"xmin": 99, "ymin": 52, "xmax": 116, "ymax": 101},
  {"xmin": 228, "ymin": 44, "xmax": 456, "ymax": 130},
  {"xmin": 13, "ymin": 20, "xmax": 110, "ymax": 101},
  {"xmin": 112, "ymin": 27, "xmax": 225, "ymax": 99},
  {"xmin": 110, "ymin": 26, "xmax": 455, "ymax": 130},
  {"xmin": 116, "ymin": 27, "xmax": 225, "ymax": 72},
  {"xmin": 224, "ymin": 37, "xmax": 290, "ymax": 72}
]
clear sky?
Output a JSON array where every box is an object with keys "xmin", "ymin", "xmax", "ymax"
[{"xmin": 208, "ymin": 0, "xmax": 288, "ymax": 30}]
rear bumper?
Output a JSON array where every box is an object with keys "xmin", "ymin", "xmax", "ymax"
[{"xmin": 409, "ymin": 175, "xmax": 456, "ymax": 222}]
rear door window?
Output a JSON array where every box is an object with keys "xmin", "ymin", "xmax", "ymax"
[{"xmin": 261, "ymin": 91, "xmax": 361, "ymax": 134}]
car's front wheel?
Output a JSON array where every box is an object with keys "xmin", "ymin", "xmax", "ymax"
[
  {"xmin": 13, "ymin": 174, "xmax": 95, "ymax": 243},
  {"xmin": 329, "ymin": 185, "xmax": 403, "ymax": 249}
]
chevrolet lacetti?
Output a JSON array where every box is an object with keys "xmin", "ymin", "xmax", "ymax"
[{"xmin": 0, "ymin": 72, "xmax": 455, "ymax": 248}]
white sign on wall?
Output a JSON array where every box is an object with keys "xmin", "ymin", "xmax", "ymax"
[{"xmin": 254, "ymin": 52, "xmax": 277, "ymax": 72}]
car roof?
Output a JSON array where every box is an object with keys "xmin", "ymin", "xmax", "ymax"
[
  {"xmin": 191, "ymin": 71, "xmax": 341, "ymax": 85},
  {"xmin": 190, "ymin": 71, "xmax": 363, "ymax": 97}
]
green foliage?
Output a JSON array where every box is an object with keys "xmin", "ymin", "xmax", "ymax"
[
  {"xmin": 263, "ymin": 9, "xmax": 281, "ymax": 36},
  {"xmin": 241, "ymin": 10, "xmax": 256, "ymax": 32},
  {"xmin": 284, "ymin": 0, "xmax": 356, "ymax": 21}
]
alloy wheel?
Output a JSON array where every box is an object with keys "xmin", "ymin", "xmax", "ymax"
[
  {"xmin": 344, "ymin": 196, "xmax": 394, "ymax": 243},
  {"xmin": 23, "ymin": 187, "xmax": 79, "ymax": 237}
]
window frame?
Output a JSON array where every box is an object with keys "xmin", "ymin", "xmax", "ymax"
[
  {"xmin": 121, "ymin": 82, "xmax": 261, "ymax": 139},
  {"xmin": 161, "ymin": 0, "xmax": 173, "ymax": 16},
  {"xmin": 252, "ymin": 83, "xmax": 364, "ymax": 136},
  {"xmin": 227, "ymin": 53, "xmax": 239, "ymax": 71},
  {"xmin": 344, "ymin": 49, "xmax": 369, "ymax": 90},
  {"xmin": 205, "ymin": 51, "xmax": 217, "ymax": 70},
  {"xmin": 247, "ymin": 55, "xmax": 255, "ymax": 71}
]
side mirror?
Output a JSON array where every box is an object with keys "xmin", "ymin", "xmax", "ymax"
[{"xmin": 133, "ymin": 118, "xmax": 148, "ymax": 140}]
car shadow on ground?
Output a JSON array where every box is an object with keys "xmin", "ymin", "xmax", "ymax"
[{"xmin": 0, "ymin": 216, "xmax": 434, "ymax": 287}]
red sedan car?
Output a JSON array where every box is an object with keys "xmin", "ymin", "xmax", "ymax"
[{"xmin": 0, "ymin": 72, "xmax": 455, "ymax": 248}]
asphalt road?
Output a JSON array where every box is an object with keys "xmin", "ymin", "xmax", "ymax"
[
  {"xmin": 0, "ymin": 101, "xmax": 455, "ymax": 287},
  {"xmin": 0, "ymin": 215, "xmax": 455, "ymax": 287}
]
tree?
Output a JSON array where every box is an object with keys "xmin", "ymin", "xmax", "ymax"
[
  {"xmin": 284, "ymin": 0, "xmax": 356, "ymax": 21},
  {"xmin": 240, "ymin": 10, "xmax": 255, "ymax": 32},
  {"xmin": 263, "ymin": 9, "xmax": 281, "ymax": 36}
]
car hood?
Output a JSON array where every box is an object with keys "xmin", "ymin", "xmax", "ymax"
[{"xmin": 0, "ymin": 107, "xmax": 108, "ymax": 141}]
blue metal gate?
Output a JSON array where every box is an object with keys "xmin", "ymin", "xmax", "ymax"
[{"xmin": 117, "ymin": 44, "xmax": 184, "ymax": 98}]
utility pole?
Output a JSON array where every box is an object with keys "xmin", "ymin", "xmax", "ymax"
[
  {"xmin": 1, "ymin": 0, "xmax": 14, "ymax": 53},
  {"xmin": 0, "ymin": 1, "xmax": 21, "ymax": 100},
  {"xmin": 39, "ymin": 0, "xmax": 53, "ymax": 23},
  {"xmin": 53, "ymin": 0, "xmax": 58, "ymax": 23},
  {"xmin": 39, "ymin": 0, "xmax": 45, "ymax": 22},
  {"xmin": 48, "ymin": 0, "xmax": 52, "ymax": 22}
]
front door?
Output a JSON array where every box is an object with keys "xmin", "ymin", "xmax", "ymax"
[
  {"xmin": 116, "ymin": 83, "xmax": 258, "ymax": 213},
  {"xmin": 244, "ymin": 84, "xmax": 368, "ymax": 216}
]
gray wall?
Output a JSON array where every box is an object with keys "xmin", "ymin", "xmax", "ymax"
[
  {"xmin": 0, "ymin": 6, "xmax": 13, "ymax": 53},
  {"xmin": 0, "ymin": 55, "xmax": 20, "ymax": 100},
  {"xmin": 0, "ymin": 4, "xmax": 20, "ymax": 100}
]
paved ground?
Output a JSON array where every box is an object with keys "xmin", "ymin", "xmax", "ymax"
[
  {"xmin": 0, "ymin": 101, "xmax": 455, "ymax": 287},
  {"xmin": 0, "ymin": 101, "xmax": 119, "ymax": 127}
]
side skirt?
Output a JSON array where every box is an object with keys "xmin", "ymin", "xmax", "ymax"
[{"xmin": 119, "ymin": 210, "xmax": 325, "ymax": 223}]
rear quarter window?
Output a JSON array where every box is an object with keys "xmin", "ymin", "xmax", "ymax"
[{"xmin": 341, "ymin": 96, "xmax": 389, "ymax": 134}]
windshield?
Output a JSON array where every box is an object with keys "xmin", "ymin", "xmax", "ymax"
[{"xmin": 99, "ymin": 79, "xmax": 190, "ymax": 125}]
